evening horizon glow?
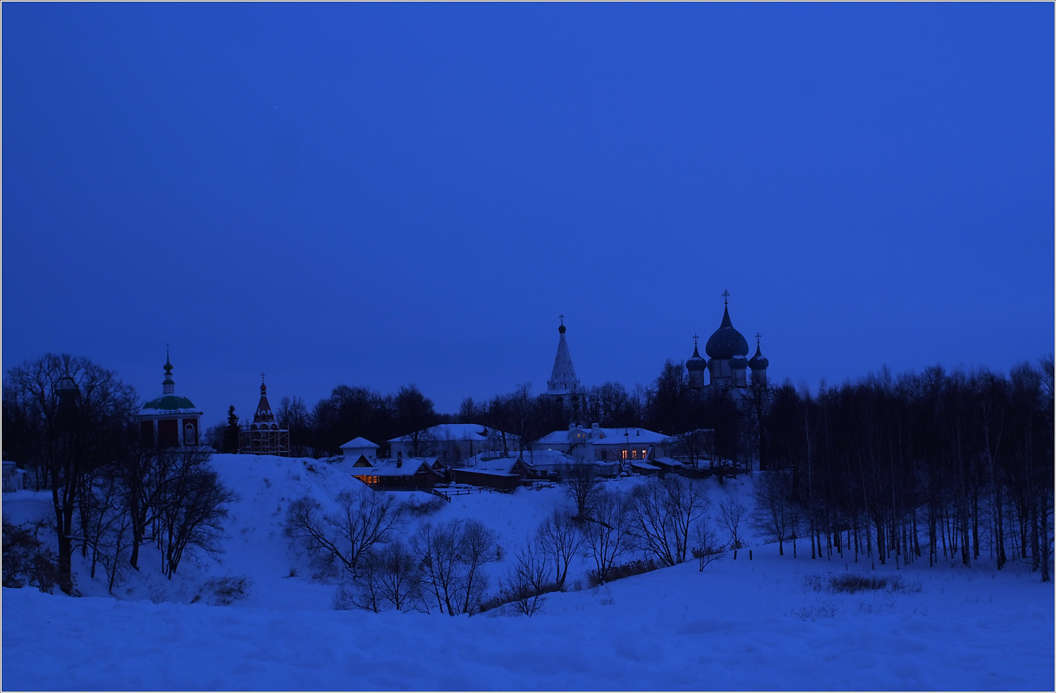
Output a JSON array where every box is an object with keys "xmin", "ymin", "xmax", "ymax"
[{"xmin": 3, "ymin": 3, "xmax": 1052, "ymax": 429}]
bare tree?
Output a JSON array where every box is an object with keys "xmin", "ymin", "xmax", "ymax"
[
  {"xmin": 502, "ymin": 539, "xmax": 551, "ymax": 617},
  {"xmin": 155, "ymin": 449, "xmax": 234, "ymax": 578},
  {"xmin": 412, "ymin": 521, "xmax": 461, "ymax": 614},
  {"xmin": 354, "ymin": 541, "xmax": 422, "ymax": 613},
  {"xmin": 564, "ymin": 463, "xmax": 602, "ymax": 521},
  {"xmin": 394, "ymin": 385, "xmax": 439, "ymax": 457},
  {"xmin": 582, "ymin": 488, "xmax": 634, "ymax": 584},
  {"xmin": 412, "ymin": 518, "xmax": 499, "ymax": 616},
  {"xmin": 459, "ymin": 519, "xmax": 498, "ymax": 616},
  {"xmin": 719, "ymin": 492, "xmax": 747, "ymax": 549},
  {"xmin": 286, "ymin": 487, "xmax": 402, "ymax": 578},
  {"xmin": 79, "ymin": 465, "xmax": 133, "ymax": 590},
  {"xmin": 750, "ymin": 470, "xmax": 798, "ymax": 556},
  {"xmin": 535, "ymin": 508, "xmax": 582, "ymax": 588},
  {"xmin": 691, "ymin": 516, "xmax": 723, "ymax": 571},
  {"xmin": 3, "ymin": 354, "xmax": 137, "ymax": 594},
  {"xmin": 627, "ymin": 475, "xmax": 709, "ymax": 566}
]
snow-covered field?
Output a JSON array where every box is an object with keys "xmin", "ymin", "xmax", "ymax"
[{"xmin": 3, "ymin": 454, "xmax": 1053, "ymax": 691}]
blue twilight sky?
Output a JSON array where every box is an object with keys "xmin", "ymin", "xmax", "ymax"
[{"xmin": 3, "ymin": 3, "xmax": 1053, "ymax": 427}]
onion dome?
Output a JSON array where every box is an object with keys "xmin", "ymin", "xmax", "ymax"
[
  {"xmin": 686, "ymin": 337, "xmax": 707, "ymax": 371},
  {"xmin": 141, "ymin": 352, "xmax": 199, "ymax": 413},
  {"xmin": 705, "ymin": 298, "xmax": 749, "ymax": 360},
  {"xmin": 749, "ymin": 336, "xmax": 769, "ymax": 370},
  {"xmin": 730, "ymin": 355, "xmax": 749, "ymax": 370}
]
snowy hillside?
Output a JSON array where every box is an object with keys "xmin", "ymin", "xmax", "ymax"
[{"xmin": 3, "ymin": 454, "xmax": 1053, "ymax": 690}]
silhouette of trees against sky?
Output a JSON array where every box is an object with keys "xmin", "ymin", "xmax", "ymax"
[
  {"xmin": 759, "ymin": 358, "xmax": 1053, "ymax": 581},
  {"xmin": 3, "ymin": 355, "xmax": 137, "ymax": 594}
]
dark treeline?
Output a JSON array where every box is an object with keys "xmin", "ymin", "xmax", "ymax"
[
  {"xmin": 264, "ymin": 356, "xmax": 1053, "ymax": 582},
  {"xmin": 762, "ymin": 361, "xmax": 1053, "ymax": 581},
  {"xmin": 259, "ymin": 362, "xmax": 752, "ymax": 462}
]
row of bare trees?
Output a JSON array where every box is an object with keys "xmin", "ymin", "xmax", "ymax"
[
  {"xmin": 760, "ymin": 360, "xmax": 1053, "ymax": 581},
  {"xmin": 285, "ymin": 488, "xmax": 500, "ymax": 615}
]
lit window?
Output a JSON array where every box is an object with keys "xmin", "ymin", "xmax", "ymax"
[
  {"xmin": 621, "ymin": 450, "xmax": 628, "ymax": 460},
  {"xmin": 631, "ymin": 449, "xmax": 638, "ymax": 460}
]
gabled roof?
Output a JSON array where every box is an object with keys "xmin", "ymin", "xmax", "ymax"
[
  {"xmin": 454, "ymin": 452, "xmax": 535, "ymax": 475},
  {"xmin": 350, "ymin": 457, "xmax": 441, "ymax": 478},
  {"xmin": 340, "ymin": 437, "xmax": 380, "ymax": 450}
]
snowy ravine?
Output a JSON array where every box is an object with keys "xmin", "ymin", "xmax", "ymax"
[{"xmin": 3, "ymin": 454, "xmax": 1053, "ymax": 691}]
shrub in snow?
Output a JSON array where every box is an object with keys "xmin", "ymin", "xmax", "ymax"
[
  {"xmin": 804, "ymin": 573, "xmax": 921, "ymax": 595},
  {"xmin": 588, "ymin": 558, "xmax": 659, "ymax": 587},
  {"xmin": 2, "ymin": 520, "xmax": 58, "ymax": 593},
  {"xmin": 400, "ymin": 496, "xmax": 446, "ymax": 517},
  {"xmin": 194, "ymin": 576, "xmax": 251, "ymax": 606}
]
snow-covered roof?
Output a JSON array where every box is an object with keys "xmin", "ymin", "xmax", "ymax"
[
  {"xmin": 388, "ymin": 423, "xmax": 514, "ymax": 444},
  {"xmin": 519, "ymin": 449, "xmax": 575, "ymax": 467},
  {"xmin": 340, "ymin": 437, "xmax": 380, "ymax": 450},
  {"xmin": 349, "ymin": 457, "xmax": 441, "ymax": 478},
  {"xmin": 139, "ymin": 396, "xmax": 203, "ymax": 416},
  {"xmin": 453, "ymin": 452, "xmax": 533, "ymax": 475},
  {"xmin": 537, "ymin": 426, "xmax": 670, "ymax": 447}
]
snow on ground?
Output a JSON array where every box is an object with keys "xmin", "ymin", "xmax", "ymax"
[{"xmin": 3, "ymin": 454, "xmax": 1053, "ymax": 691}]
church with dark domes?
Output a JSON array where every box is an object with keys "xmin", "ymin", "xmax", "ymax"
[{"xmin": 687, "ymin": 291, "xmax": 769, "ymax": 394}]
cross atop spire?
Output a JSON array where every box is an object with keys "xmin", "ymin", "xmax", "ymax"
[
  {"xmin": 722, "ymin": 289, "xmax": 730, "ymax": 305},
  {"xmin": 559, "ymin": 314, "xmax": 564, "ymax": 325},
  {"xmin": 755, "ymin": 332, "xmax": 762, "ymax": 346},
  {"xmin": 162, "ymin": 346, "xmax": 175, "ymax": 394},
  {"xmin": 693, "ymin": 333, "xmax": 699, "ymax": 347}
]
